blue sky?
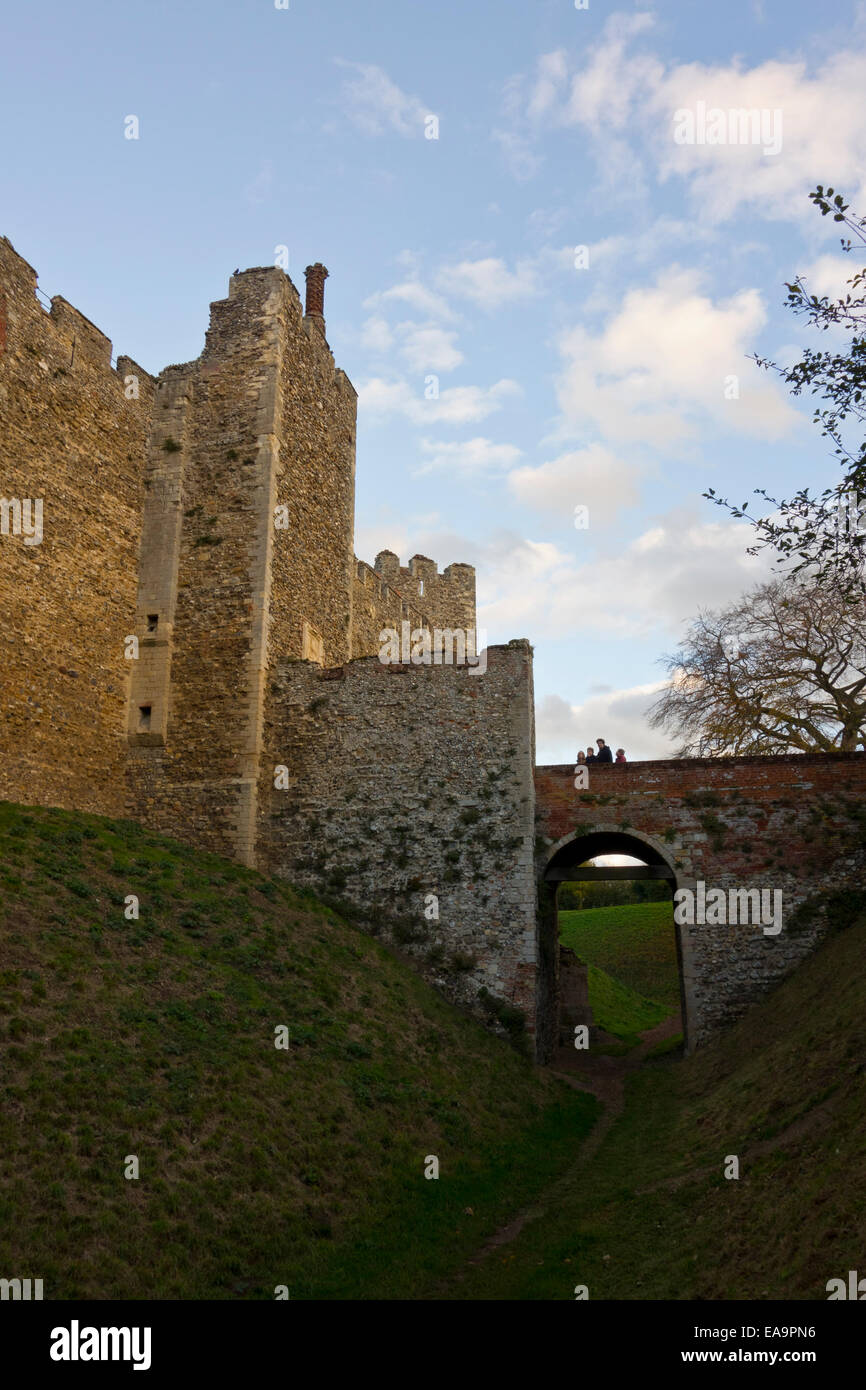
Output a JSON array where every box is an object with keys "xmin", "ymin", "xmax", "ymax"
[{"xmin": 3, "ymin": 0, "xmax": 865, "ymax": 761}]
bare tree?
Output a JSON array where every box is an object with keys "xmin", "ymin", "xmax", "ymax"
[{"xmin": 649, "ymin": 579, "xmax": 866, "ymax": 756}]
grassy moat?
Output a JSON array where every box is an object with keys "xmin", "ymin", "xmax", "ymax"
[{"xmin": 1, "ymin": 801, "xmax": 864, "ymax": 1299}]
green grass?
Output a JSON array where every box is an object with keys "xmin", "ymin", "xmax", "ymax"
[
  {"xmin": 585, "ymin": 963, "xmax": 667, "ymax": 1047},
  {"xmin": 0, "ymin": 800, "xmax": 598, "ymax": 1300},
  {"xmin": 457, "ymin": 906, "xmax": 866, "ymax": 1301},
  {"xmin": 5, "ymin": 798, "xmax": 864, "ymax": 1302},
  {"xmin": 559, "ymin": 901, "xmax": 681, "ymax": 1011}
]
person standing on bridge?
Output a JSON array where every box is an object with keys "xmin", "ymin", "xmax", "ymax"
[
  {"xmin": 576, "ymin": 750, "xmax": 586, "ymax": 764},
  {"xmin": 615, "ymin": 748, "xmax": 627, "ymax": 764},
  {"xmin": 595, "ymin": 738, "xmax": 613, "ymax": 763},
  {"xmin": 585, "ymin": 746, "xmax": 596, "ymax": 763}
]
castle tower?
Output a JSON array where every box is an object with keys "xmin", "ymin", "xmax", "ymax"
[{"xmin": 126, "ymin": 264, "xmax": 358, "ymax": 865}]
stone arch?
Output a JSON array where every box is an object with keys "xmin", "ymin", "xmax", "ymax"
[
  {"xmin": 543, "ymin": 822, "xmax": 677, "ymax": 873},
  {"xmin": 536, "ymin": 823, "xmax": 695, "ymax": 1057}
]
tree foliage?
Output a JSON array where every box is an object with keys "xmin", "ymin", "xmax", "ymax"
[
  {"xmin": 705, "ymin": 185, "xmax": 866, "ymax": 595},
  {"xmin": 649, "ymin": 577, "xmax": 866, "ymax": 756},
  {"xmin": 559, "ymin": 877, "xmax": 670, "ymax": 910}
]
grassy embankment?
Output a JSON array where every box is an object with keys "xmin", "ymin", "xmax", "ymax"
[
  {"xmin": 457, "ymin": 896, "xmax": 866, "ymax": 1298},
  {"xmin": 0, "ymin": 801, "xmax": 597, "ymax": 1300},
  {"xmin": 5, "ymin": 803, "xmax": 863, "ymax": 1301},
  {"xmin": 559, "ymin": 901, "xmax": 680, "ymax": 1045}
]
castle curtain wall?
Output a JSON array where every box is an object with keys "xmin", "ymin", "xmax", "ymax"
[
  {"xmin": 0, "ymin": 237, "xmax": 154, "ymax": 817},
  {"xmin": 258, "ymin": 643, "xmax": 540, "ymax": 1047}
]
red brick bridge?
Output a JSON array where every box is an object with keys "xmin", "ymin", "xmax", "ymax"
[{"xmin": 533, "ymin": 753, "xmax": 866, "ymax": 1057}]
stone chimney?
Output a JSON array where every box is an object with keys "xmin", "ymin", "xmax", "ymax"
[{"xmin": 304, "ymin": 263, "xmax": 329, "ymax": 325}]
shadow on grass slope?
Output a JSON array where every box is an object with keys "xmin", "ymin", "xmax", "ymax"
[
  {"xmin": 459, "ymin": 898, "xmax": 866, "ymax": 1300},
  {"xmin": 0, "ymin": 802, "xmax": 596, "ymax": 1300}
]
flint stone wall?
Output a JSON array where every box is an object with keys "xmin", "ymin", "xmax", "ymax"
[{"xmin": 259, "ymin": 642, "xmax": 540, "ymax": 1046}]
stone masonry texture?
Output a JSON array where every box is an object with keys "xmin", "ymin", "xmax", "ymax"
[
  {"xmin": 0, "ymin": 236, "xmax": 154, "ymax": 817},
  {"xmin": 259, "ymin": 642, "xmax": 540, "ymax": 1046},
  {"xmin": 2, "ymin": 230, "xmax": 865, "ymax": 1061}
]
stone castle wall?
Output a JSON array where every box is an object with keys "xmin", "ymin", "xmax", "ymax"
[
  {"xmin": 126, "ymin": 267, "xmax": 360, "ymax": 865},
  {"xmin": 0, "ymin": 232, "xmax": 522, "ymax": 1045},
  {"xmin": 1, "ymin": 239, "xmax": 477, "ymax": 867},
  {"xmin": 350, "ymin": 553, "xmax": 478, "ymax": 661},
  {"xmin": 0, "ymin": 236, "xmax": 154, "ymax": 818},
  {"xmin": 258, "ymin": 642, "xmax": 540, "ymax": 1044},
  {"xmin": 2, "ymin": 230, "xmax": 863, "ymax": 1063}
]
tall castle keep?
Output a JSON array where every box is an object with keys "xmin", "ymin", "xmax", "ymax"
[{"xmin": 0, "ymin": 237, "xmax": 540, "ymax": 1049}]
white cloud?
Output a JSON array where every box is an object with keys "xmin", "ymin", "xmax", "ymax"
[
  {"xmin": 554, "ymin": 268, "xmax": 797, "ymax": 447},
  {"xmin": 358, "ymin": 376, "xmax": 521, "ymax": 425},
  {"xmin": 416, "ymin": 436, "xmax": 522, "ymax": 477},
  {"xmin": 475, "ymin": 509, "xmax": 773, "ymax": 642},
  {"xmin": 399, "ymin": 323, "xmax": 464, "ymax": 372},
  {"xmin": 797, "ymin": 253, "xmax": 862, "ymax": 302},
  {"xmin": 354, "ymin": 520, "xmax": 410, "ymax": 568},
  {"xmin": 437, "ymin": 256, "xmax": 538, "ymax": 310},
  {"xmin": 508, "ymin": 444, "xmax": 642, "ymax": 525},
  {"xmin": 360, "ymin": 316, "xmax": 394, "ymax": 353},
  {"xmin": 335, "ymin": 60, "xmax": 430, "ymax": 137},
  {"xmin": 364, "ymin": 280, "xmax": 456, "ymax": 321},
  {"xmin": 515, "ymin": 18, "xmax": 866, "ymax": 223},
  {"xmin": 536, "ymin": 685, "xmax": 678, "ymax": 765},
  {"xmin": 654, "ymin": 55, "xmax": 866, "ymax": 224},
  {"xmin": 527, "ymin": 49, "xmax": 569, "ymax": 121},
  {"xmin": 492, "ymin": 127, "xmax": 542, "ymax": 181},
  {"xmin": 562, "ymin": 13, "xmax": 660, "ymax": 132}
]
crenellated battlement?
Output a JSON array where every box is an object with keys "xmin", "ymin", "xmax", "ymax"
[
  {"xmin": 350, "ymin": 551, "xmax": 476, "ymax": 659},
  {"xmin": 0, "ymin": 235, "xmax": 155, "ymax": 819},
  {"xmin": 377, "ymin": 549, "xmax": 475, "ymax": 625},
  {"xmin": 0, "ymin": 236, "xmax": 157, "ymax": 393}
]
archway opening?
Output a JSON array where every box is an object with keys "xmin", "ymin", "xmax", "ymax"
[{"xmin": 541, "ymin": 831, "xmax": 686, "ymax": 1057}]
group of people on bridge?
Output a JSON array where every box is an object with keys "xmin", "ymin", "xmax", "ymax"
[{"xmin": 576, "ymin": 737, "xmax": 627, "ymax": 765}]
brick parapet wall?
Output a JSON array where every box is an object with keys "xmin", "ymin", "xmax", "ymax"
[{"xmin": 536, "ymin": 754, "xmax": 866, "ymax": 1047}]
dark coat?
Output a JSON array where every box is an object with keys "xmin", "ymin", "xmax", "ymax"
[{"xmin": 595, "ymin": 745, "xmax": 613, "ymax": 763}]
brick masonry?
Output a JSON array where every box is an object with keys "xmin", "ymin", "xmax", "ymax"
[{"xmin": 535, "ymin": 754, "xmax": 866, "ymax": 1052}]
